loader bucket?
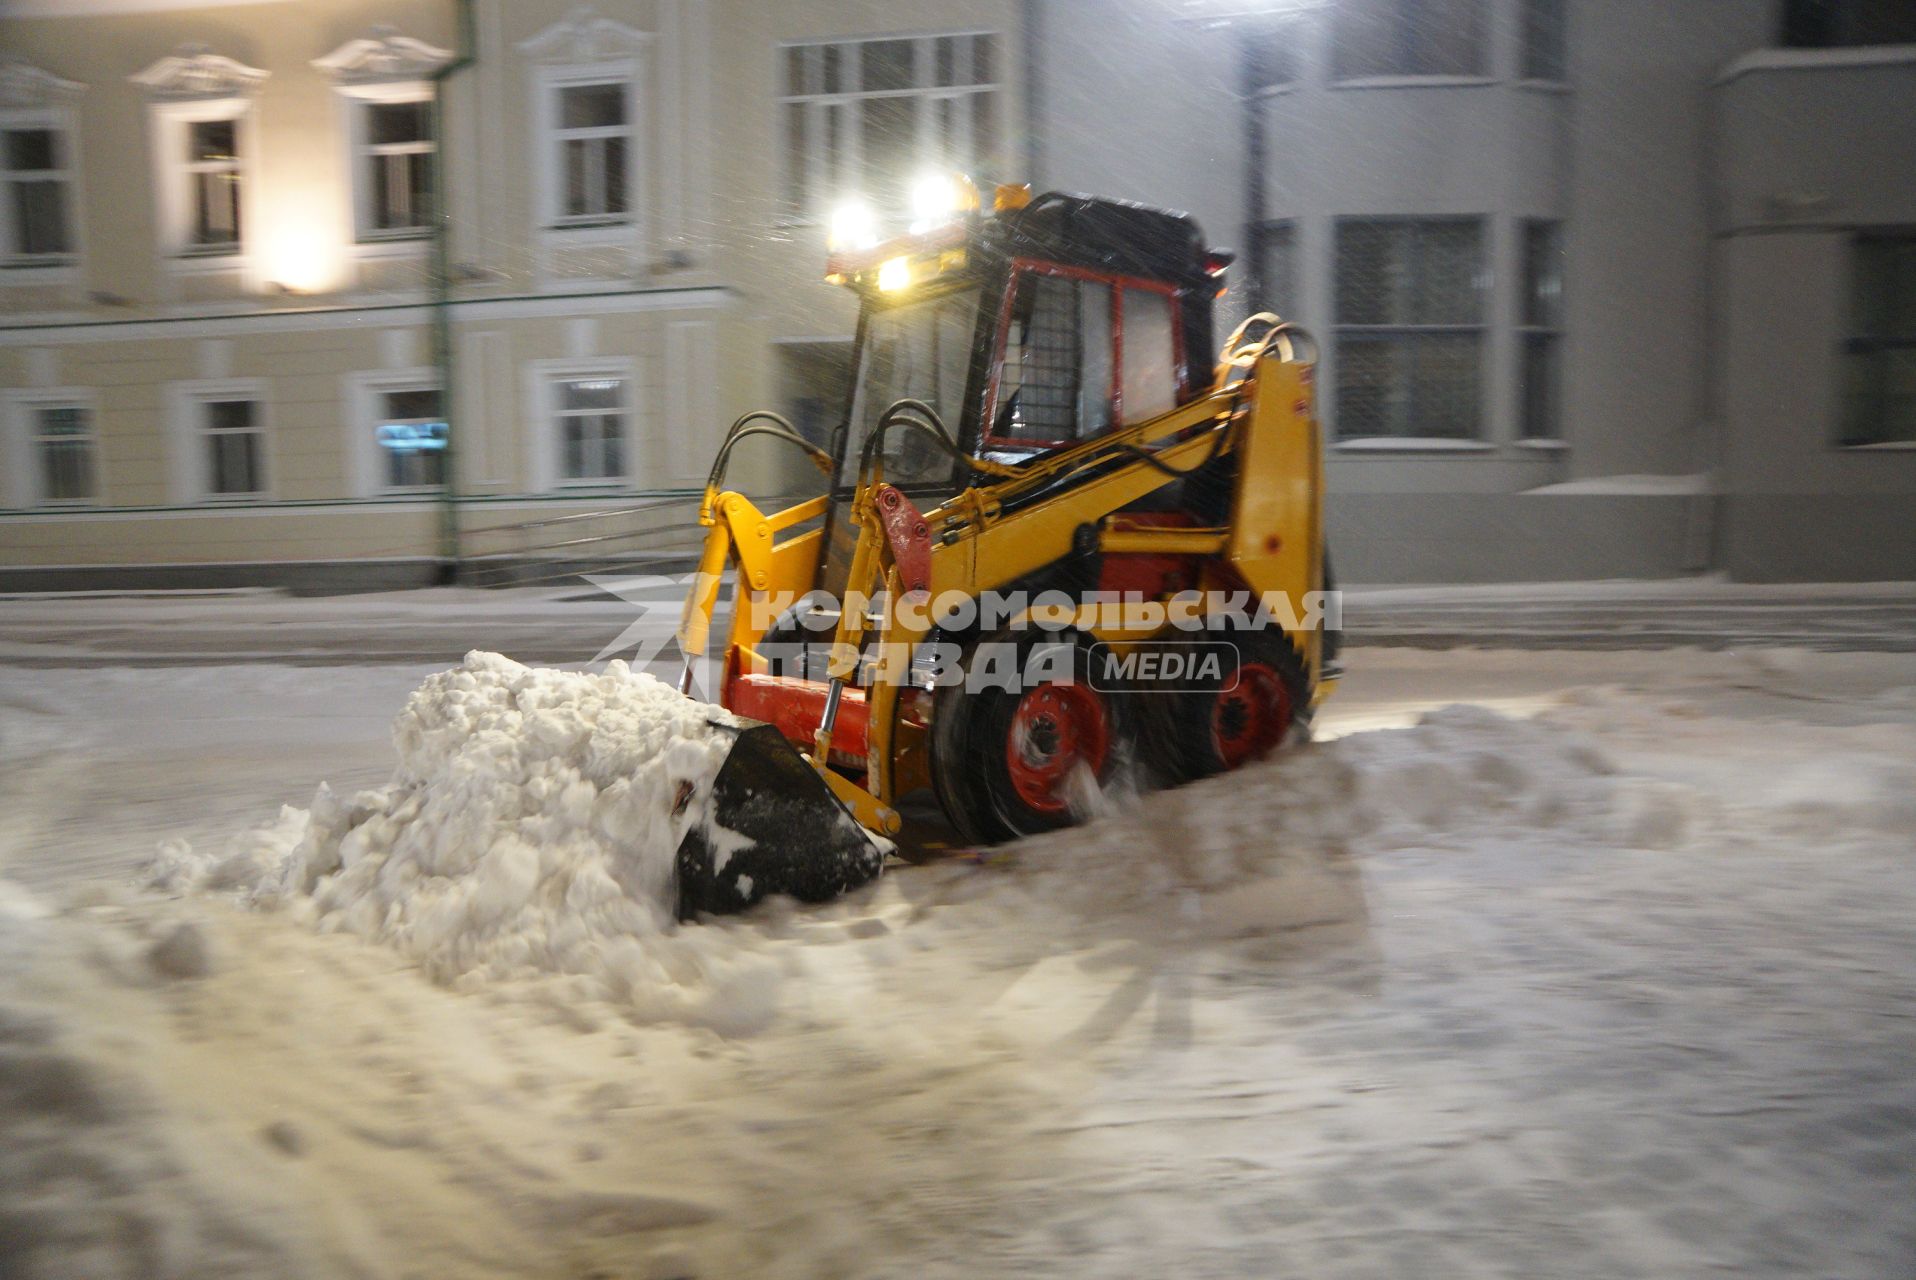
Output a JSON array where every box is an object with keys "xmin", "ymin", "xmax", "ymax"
[{"xmin": 675, "ymin": 721, "xmax": 887, "ymax": 919}]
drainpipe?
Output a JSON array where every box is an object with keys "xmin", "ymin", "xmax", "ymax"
[
  {"xmin": 1021, "ymin": 0, "xmax": 1043, "ymax": 181},
  {"xmin": 430, "ymin": 0, "xmax": 478, "ymax": 581},
  {"xmin": 1240, "ymin": 35, "xmax": 1267, "ymax": 309}
]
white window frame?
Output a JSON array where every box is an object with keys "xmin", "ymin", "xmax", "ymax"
[
  {"xmin": 0, "ymin": 61, "xmax": 85, "ymax": 285},
  {"xmin": 777, "ymin": 31, "xmax": 1002, "ymax": 223},
  {"xmin": 4, "ymin": 388, "xmax": 100, "ymax": 508},
  {"xmin": 532, "ymin": 64, "xmax": 643, "ymax": 239},
  {"xmin": 1, "ymin": 108, "xmax": 82, "ymax": 276},
  {"xmin": 344, "ymin": 368, "xmax": 445, "ymax": 496},
  {"xmin": 149, "ymin": 98, "xmax": 258, "ymax": 269},
  {"xmin": 340, "ymin": 83, "xmax": 436, "ymax": 245},
  {"xmin": 167, "ymin": 379, "xmax": 272, "ymax": 503},
  {"xmin": 526, "ymin": 358, "xmax": 639, "ymax": 492}
]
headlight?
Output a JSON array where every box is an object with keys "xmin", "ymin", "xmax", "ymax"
[
  {"xmin": 876, "ymin": 256, "xmax": 913, "ymax": 292},
  {"xmin": 828, "ymin": 200, "xmax": 877, "ymax": 252}
]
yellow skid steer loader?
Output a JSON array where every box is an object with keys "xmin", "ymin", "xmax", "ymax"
[{"xmin": 672, "ymin": 185, "xmax": 1336, "ymax": 917}]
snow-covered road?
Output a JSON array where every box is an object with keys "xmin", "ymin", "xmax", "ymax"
[{"xmin": 2, "ymin": 646, "xmax": 1914, "ymax": 1278}]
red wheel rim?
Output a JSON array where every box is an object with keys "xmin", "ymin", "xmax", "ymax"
[
  {"xmin": 1211, "ymin": 661, "xmax": 1291, "ymax": 769},
  {"xmin": 1004, "ymin": 681, "xmax": 1111, "ymax": 814}
]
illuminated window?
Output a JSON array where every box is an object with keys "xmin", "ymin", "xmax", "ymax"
[
  {"xmin": 375, "ymin": 387, "xmax": 446, "ymax": 488},
  {"xmin": 2, "ymin": 125, "xmax": 75, "ymax": 262},
  {"xmin": 1842, "ymin": 235, "xmax": 1916, "ymax": 447},
  {"xmin": 779, "ymin": 33, "xmax": 1000, "ymax": 218},
  {"xmin": 1334, "ymin": 218, "xmax": 1487, "ymax": 441},
  {"xmin": 1333, "ymin": 0, "xmax": 1488, "ymax": 80},
  {"xmin": 554, "ymin": 377, "xmax": 629, "ymax": 482}
]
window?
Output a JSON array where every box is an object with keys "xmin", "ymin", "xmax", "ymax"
[
  {"xmin": 375, "ymin": 388, "xmax": 446, "ymax": 488},
  {"xmin": 555, "ymin": 378, "xmax": 629, "ymax": 482},
  {"xmin": 1841, "ymin": 235, "xmax": 1916, "ymax": 448},
  {"xmin": 183, "ymin": 118, "xmax": 243, "ymax": 252},
  {"xmin": 1251, "ymin": 221, "xmax": 1297, "ymax": 316},
  {"xmin": 1521, "ymin": 0, "xmax": 1568, "ymax": 82},
  {"xmin": 133, "ymin": 48, "xmax": 266, "ymax": 262},
  {"xmin": 1333, "ymin": 0, "xmax": 1488, "ymax": 80},
  {"xmin": 2, "ymin": 124, "xmax": 74, "ymax": 262},
  {"xmin": 989, "ymin": 268, "xmax": 1185, "ymax": 450},
  {"xmin": 1122, "ymin": 288, "xmax": 1179, "ymax": 422},
  {"xmin": 553, "ymin": 82, "xmax": 630, "ymax": 225},
  {"xmin": 30, "ymin": 403, "xmax": 96, "ymax": 503},
  {"xmin": 1334, "ymin": 218, "xmax": 1487, "ymax": 441},
  {"xmin": 357, "ymin": 97, "xmax": 433, "ymax": 238},
  {"xmin": 1519, "ymin": 220, "xmax": 1565, "ymax": 440},
  {"xmin": 1782, "ymin": 0, "xmax": 1916, "ymax": 47},
  {"xmin": 993, "ymin": 273, "xmax": 1115, "ymax": 447},
  {"xmin": 780, "ymin": 33, "xmax": 1000, "ymax": 217},
  {"xmin": 846, "ymin": 288, "xmax": 980, "ymax": 487},
  {"xmin": 202, "ymin": 398, "xmax": 266, "ymax": 495}
]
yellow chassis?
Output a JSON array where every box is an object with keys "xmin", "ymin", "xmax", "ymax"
[{"xmin": 678, "ymin": 335, "xmax": 1334, "ymax": 837}]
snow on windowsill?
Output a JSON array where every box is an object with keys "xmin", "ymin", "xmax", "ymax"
[
  {"xmin": 1524, "ymin": 473, "xmax": 1714, "ymax": 497},
  {"xmin": 1716, "ymin": 43, "xmax": 1916, "ymax": 84},
  {"xmin": 1329, "ymin": 75, "xmax": 1498, "ymax": 91},
  {"xmin": 1333, "ymin": 437, "xmax": 1495, "ymax": 454}
]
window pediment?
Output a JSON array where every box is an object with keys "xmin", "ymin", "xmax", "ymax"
[
  {"xmin": 518, "ymin": 6, "xmax": 650, "ymax": 64},
  {"xmin": 131, "ymin": 44, "xmax": 268, "ymax": 101},
  {"xmin": 0, "ymin": 58, "xmax": 85, "ymax": 110},
  {"xmin": 314, "ymin": 26, "xmax": 454, "ymax": 85}
]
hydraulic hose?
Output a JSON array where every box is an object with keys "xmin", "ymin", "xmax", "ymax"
[{"xmin": 701, "ymin": 410, "xmax": 834, "ymax": 518}]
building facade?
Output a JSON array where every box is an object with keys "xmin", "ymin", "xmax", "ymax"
[
  {"xmin": 1123, "ymin": 0, "xmax": 1916, "ymax": 581},
  {"xmin": 0, "ymin": 0, "xmax": 1911, "ymax": 587},
  {"xmin": 0, "ymin": 0, "xmax": 1019, "ymax": 587}
]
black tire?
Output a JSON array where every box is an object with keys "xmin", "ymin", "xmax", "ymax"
[
  {"xmin": 1139, "ymin": 626, "xmax": 1310, "ymax": 785},
  {"xmin": 930, "ymin": 628, "xmax": 1133, "ymax": 844}
]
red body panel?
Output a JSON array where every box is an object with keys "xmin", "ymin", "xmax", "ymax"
[{"xmin": 728, "ymin": 673, "xmax": 870, "ymax": 766}]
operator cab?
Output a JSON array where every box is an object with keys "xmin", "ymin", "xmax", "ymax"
[{"xmin": 823, "ymin": 187, "xmax": 1231, "ymax": 589}]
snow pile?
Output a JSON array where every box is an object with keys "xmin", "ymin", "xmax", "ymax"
[
  {"xmin": 982, "ymin": 704, "xmax": 1635, "ymax": 942},
  {"xmin": 0, "ymin": 888, "xmax": 340, "ymax": 1280},
  {"xmin": 152, "ymin": 652, "xmax": 742, "ymax": 991}
]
